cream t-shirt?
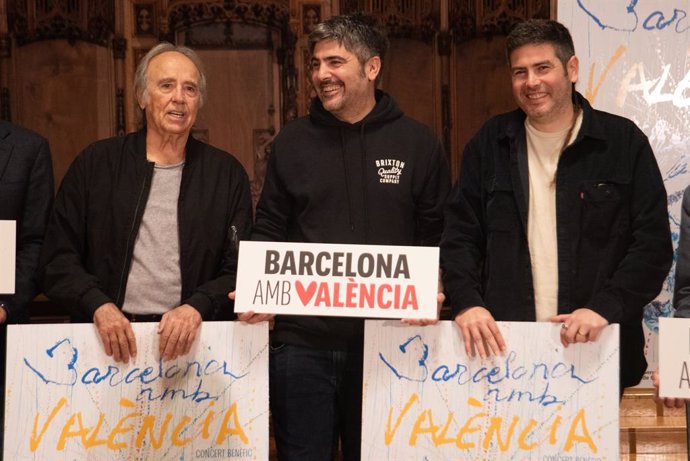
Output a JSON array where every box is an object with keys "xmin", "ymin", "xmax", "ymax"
[{"xmin": 525, "ymin": 112, "xmax": 583, "ymax": 321}]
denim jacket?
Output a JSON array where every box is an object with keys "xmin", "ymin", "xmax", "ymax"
[{"xmin": 441, "ymin": 93, "xmax": 672, "ymax": 387}]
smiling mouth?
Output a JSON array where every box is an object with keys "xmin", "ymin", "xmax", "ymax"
[
  {"xmin": 320, "ymin": 83, "xmax": 342, "ymax": 97},
  {"xmin": 168, "ymin": 111, "xmax": 185, "ymax": 118},
  {"xmin": 526, "ymin": 92, "xmax": 548, "ymax": 101}
]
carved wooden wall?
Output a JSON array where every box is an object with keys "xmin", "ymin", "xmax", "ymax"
[
  {"xmin": 3, "ymin": 1, "xmax": 119, "ymax": 188},
  {"xmin": 0, "ymin": 0, "xmax": 552, "ymax": 192}
]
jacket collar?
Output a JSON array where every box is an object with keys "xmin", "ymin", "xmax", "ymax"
[
  {"xmin": 498, "ymin": 91, "xmax": 607, "ymax": 146},
  {"xmin": 133, "ymin": 127, "xmax": 201, "ymax": 165}
]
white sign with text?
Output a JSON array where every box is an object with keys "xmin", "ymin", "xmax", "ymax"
[
  {"xmin": 0, "ymin": 220, "xmax": 16, "ymax": 293},
  {"xmin": 658, "ymin": 317, "xmax": 690, "ymax": 398},
  {"xmin": 362, "ymin": 321, "xmax": 619, "ymax": 460},
  {"xmin": 235, "ymin": 241, "xmax": 439, "ymax": 319},
  {"xmin": 4, "ymin": 322, "xmax": 269, "ymax": 461}
]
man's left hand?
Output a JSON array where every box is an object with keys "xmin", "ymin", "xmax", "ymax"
[
  {"xmin": 551, "ymin": 308, "xmax": 609, "ymax": 347},
  {"xmin": 401, "ymin": 292, "xmax": 444, "ymax": 326},
  {"xmin": 0, "ymin": 305, "xmax": 6, "ymax": 324},
  {"xmin": 158, "ymin": 304, "xmax": 202, "ymax": 361}
]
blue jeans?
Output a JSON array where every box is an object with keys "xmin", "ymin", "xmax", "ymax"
[{"xmin": 269, "ymin": 343, "xmax": 363, "ymax": 461}]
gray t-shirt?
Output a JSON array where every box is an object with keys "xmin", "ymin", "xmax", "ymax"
[{"xmin": 122, "ymin": 161, "xmax": 184, "ymax": 315}]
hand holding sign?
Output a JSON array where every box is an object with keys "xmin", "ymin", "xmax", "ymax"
[
  {"xmin": 454, "ymin": 306, "xmax": 506, "ymax": 359},
  {"xmin": 93, "ymin": 302, "xmax": 137, "ymax": 363},
  {"xmin": 230, "ymin": 291, "xmax": 276, "ymax": 324},
  {"xmin": 158, "ymin": 304, "xmax": 202, "ymax": 361},
  {"xmin": 653, "ymin": 369, "xmax": 686, "ymax": 409},
  {"xmin": 551, "ymin": 308, "xmax": 609, "ymax": 347}
]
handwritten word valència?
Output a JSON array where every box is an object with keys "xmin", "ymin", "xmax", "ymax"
[
  {"xmin": 30, "ymin": 398, "xmax": 248, "ymax": 452},
  {"xmin": 385, "ymin": 395, "xmax": 597, "ymax": 453}
]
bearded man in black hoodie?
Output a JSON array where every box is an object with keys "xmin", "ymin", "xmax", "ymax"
[{"xmin": 238, "ymin": 13, "xmax": 450, "ymax": 461}]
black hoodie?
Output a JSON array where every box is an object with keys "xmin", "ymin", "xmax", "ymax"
[{"xmin": 252, "ymin": 91, "xmax": 450, "ymax": 349}]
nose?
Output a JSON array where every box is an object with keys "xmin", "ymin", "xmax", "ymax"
[
  {"xmin": 313, "ymin": 63, "xmax": 330, "ymax": 82},
  {"xmin": 525, "ymin": 70, "xmax": 539, "ymax": 87},
  {"xmin": 172, "ymin": 85, "xmax": 185, "ymax": 102}
]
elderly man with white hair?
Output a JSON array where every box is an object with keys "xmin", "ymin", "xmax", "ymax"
[{"xmin": 41, "ymin": 43, "xmax": 252, "ymax": 363}]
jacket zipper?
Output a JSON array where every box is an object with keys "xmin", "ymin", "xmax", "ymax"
[{"xmin": 115, "ymin": 162, "xmax": 154, "ymax": 306}]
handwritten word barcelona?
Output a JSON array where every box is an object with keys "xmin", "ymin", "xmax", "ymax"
[
  {"xmin": 577, "ymin": 0, "xmax": 690, "ymax": 33},
  {"xmin": 577, "ymin": 2, "xmax": 690, "ymax": 110},
  {"xmin": 23, "ymin": 338, "xmax": 253, "ymax": 452},
  {"xmin": 378, "ymin": 335, "xmax": 602, "ymax": 454},
  {"xmin": 253, "ymin": 250, "xmax": 420, "ymax": 310}
]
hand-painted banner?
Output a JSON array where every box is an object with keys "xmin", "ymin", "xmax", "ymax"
[
  {"xmin": 0, "ymin": 220, "xmax": 16, "ymax": 293},
  {"xmin": 658, "ymin": 317, "xmax": 690, "ymax": 398},
  {"xmin": 4, "ymin": 322, "xmax": 269, "ymax": 460},
  {"xmin": 235, "ymin": 241, "xmax": 439, "ymax": 319},
  {"xmin": 362, "ymin": 321, "xmax": 619, "ymax": 460}
]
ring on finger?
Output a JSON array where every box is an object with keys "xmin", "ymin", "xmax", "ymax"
[{"xmin": 561, "ymin": 323, "xmax": 570, "ymax": 330}]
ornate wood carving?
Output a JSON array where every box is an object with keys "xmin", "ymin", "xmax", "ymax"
[
  {"xmin": 166, "ymin": 0, "xmax": 290, "ymax": 39},
  {"xmin": 450, "ymin": 0, "xmax": 549, "ymax": 42},
  {"xmin": 341, "ymin": 0, "xmax": 437, "ymax": 43},
  {"xmin": 9, "ymin": 0, "xmax": 115, "ymax": 46},
  {"xmin": 165, "ymin": 0, "xmax": 296, "ymax": 124}
]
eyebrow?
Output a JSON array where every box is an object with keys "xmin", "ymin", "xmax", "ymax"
[
  {"xmin": 312, "ymin": 54, "xmax": 348, "ymax": 62},
  {"xmin": 511, "ymin": 60, "xmax": 554, "ymax": 71},
  {"xmin": 156, "ymin": 77, "xmax": 198, "ymax": 86}
]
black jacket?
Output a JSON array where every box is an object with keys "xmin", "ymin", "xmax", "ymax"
[
  {"xmin": 41, "ymin": 129, "xmax": 252, "ymax": 322},
  {"xmin": 253, "ymin": 91, "xmax": 450, "ymax": 348},
  {"xmin": 673, "ymin": 185, "xmax": 690, "ymax": 316},
  {"xmin": 0, "ymin": 122, "xmax": 54, "ymax": 323},
  {"xmin": 441, "ymin": 93, "xmax": 672, "ymax": 388}
]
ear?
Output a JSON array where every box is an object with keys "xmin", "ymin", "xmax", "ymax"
[
  {"xmin": 365, "ymin": 55, "xmax": 382, "ymax": 82},
  {"xmin": 137, "ymin": 90, "xmax": 149, "ymax": 111},
  {"xmin": 567, "ymin": 55, "xmax": 579, "ymax": 84}
]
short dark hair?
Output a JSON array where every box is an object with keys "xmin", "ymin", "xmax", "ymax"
[
  {"xmin": 506, "ymin": 19, "xmax": 575, "ymax": 70},
  {"xmin": 308, "ymin": 13, "xmax": 389, "ymax": 72}
]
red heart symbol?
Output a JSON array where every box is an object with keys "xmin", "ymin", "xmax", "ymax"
[{"xmin": 295, "ymin": 281, "xmax": 317, "ymax": 305}]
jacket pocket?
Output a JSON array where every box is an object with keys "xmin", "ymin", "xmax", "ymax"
[
  {"xmin": 486, "ymin": 180, "xmax": 518, "ymax": 233},
  {"xmin": 579, "ymin": 180, "xmax": 629, "ymax": 242}
]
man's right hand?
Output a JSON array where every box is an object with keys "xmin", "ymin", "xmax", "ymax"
[
  {"xmin": 93, "ymin": 303, "xmax": 137, "ymax": 363},
  {"xmin": 653, "ymin": 370, "xmax": 686, "ymax": 409},
  {"xmin": 229, "ymin": 291, "xmax": 276, "ymax": 324},
  {"xmin": 454, "ymin": 306, "xmax": 506, "ymax": 359}
]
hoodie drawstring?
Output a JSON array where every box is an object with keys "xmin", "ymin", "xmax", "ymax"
[
  {"xmin": 359, "ymin": 124, "xmax": 369, "ymax": 244},
  {"xmin": 340, "ymin": 128, "xmax": 356, "ymax": 232}
]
